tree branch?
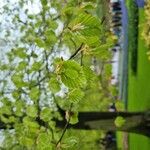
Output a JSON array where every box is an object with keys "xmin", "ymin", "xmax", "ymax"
[
  {"xmin": 56, "ymin": 104, "xmax": 73, "ymax": 147},
  {"xmin": 69, "ymin": 43, "xmax": 83, "ymax": 60}
]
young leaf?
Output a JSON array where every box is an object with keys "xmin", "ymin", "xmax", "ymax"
[
  {"xmin": 61, "ymin": 136, "xmax": 78, "ymax": 148},
  {"xmin": 29, "ymin": 87, "xmax": 40, "ymax": 101},
  {"xmin": 17, "ymin": 61, "xmax": 28, "ymax": 71},
  {"xmin": 48, "ymin": 77, "xmax": 61, "ymax": 93},
  {"xmin": 31, "ymin": 61, "xmax": 42, "ymax": 71},
  {"xmin": 11, "ymin": 73, "xmax": 27, "ymax": 88},
  {"xmin": 40, "ymin": 108, "xmax": 52, "ymax": 122},
  {"xmin": 26, "ymin": 105, "xmax": 38, "ymax": 118},
  {"xmin": 60, "ymin": 60, "xmax": 87, "ymax": 88},
  {"xmin": 64, "ymin": 68, "xmax": 78, "ymax": 79},
  {"xmin": 13, "ymin": 48, "xmax": 27, "ymax": 59},
  {"xmin": 23, "ymin": 116, "xmax": 39, "ymax": 128},
  {"xmin": 20, "ymin": 137, "xmax": 34, "ymax": 148},
  {"xmin": 83, "ymin": 66, "xmax": 97, "ymax": 87},
  {"xmin": 115, "ymin": 101, "xmax": 125, "ymax": 111},
  {"xmin": 114, "ymin": 116, "xmax": 126, "ymax": 128},
  {"xmin": 67, "ymin": 89, "xmax": 84, "ymax": 104},
  {"xmin": 36, "ymin": 132, "xmax": 52, "ymax": 150},
  {"xmin": 70, "ymin": 112, "xmax": 79, "ymax": 124},
  {"xmin": 34, "ymin": 37, "xmax": 45, "ymax": 48}
]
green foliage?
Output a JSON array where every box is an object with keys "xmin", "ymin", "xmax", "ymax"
[
  {"xmin": 14, "ymin": 100, "xmax": 25, "ymax": 117},
  {"xmin": 67, "ymin": 89, "xmax": 84, "ymax": 104},
  {"xmin": 58, "ymin": 60, "xmax": 87, "ymax": 88},
  {"xmin": 0, "ymin": 0, "xmax": 117, "ymax": 149},
  {"xmin": 48, "ymin": 76, "xmax": 61, "ymax": 93},
  {"xmin": 29, "ymin": 87, "xmax": 40, "ymax": 101},
  {"xmin": 115, "ymin": 101, "xmax": 125, "ymax": 111},
  {"xmin": 11, "ymin": 73, "xmax": 27, "ymax": 88},
  {"xmin": 12, "ymin": 48, "xmax": 27, "ymax": 59},
  {"xmin": 69, "ymin": 112, "xmax": 79, "ymax": 124},
  {"xmin": 83, "ymin": 66, "xmax": 97, "ymax": 88},
  {"xmin": 114, "ymin": 116, "xmax": 126, "ymax": 128},
  {"xmin": 40, "ymin": 108, "xmax": 52, "ymax": 122},
  {"xmin": 36, "ymin": 132, "xmax": 52, "ymax": 150},
  {"xmin": 60, "ymin": 136, "xmax": 78, "ymax": 149},
  {"xmin": 26, "ymin": 105, "xmax": 38, "ymax": 118}
]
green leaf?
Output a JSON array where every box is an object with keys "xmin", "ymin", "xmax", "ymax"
[
  {"xmin": 26, "ymin": 105, "xmax": 38, "ymax": 118},
  {"xmin": 1, "ymin": 106, "xmax": 12, "ymax": 115},
  {"xmin": 0, "ymin": 115, "xmax": 9, "ymax": 123},
  {"xmin": 36, "ymin": 132, "xmax": 52, "ymax": 150},
  {"xmin": 114, "ymin": 116, "xmax": 126, "ymax": 128},
  {"xmin": 12, "ymin": 90, "xmax": 21, "ymax": 99},
  {"xmin": 62, "ymin": 136, "xmax": 78, "ymax": 148},
  {"xmin": 23, "ymin": 116, "xmax": 39, "ymax": 128},
  {"xmin": 17, "ymin": 61, "xmax": 28, "ymax": 70},
  {"xmin": 60, "ymin": 60, "xmax": 87, "ymax": 88},
  {"xmin": 68, "ymin": 13, "xmax": 101, "ymax": 37},
  {"xmin": 83, "ymin": 36, "xmax": 100, "ymax": 46},
  {"xmin": 67, "ymin": 89, "xmax": 84, "ymax": 103},
  {"xmin": 0, "ymin": 64, "xmax": 9, "ymax": 70},
  {"xmin": 64, "ymin": 68, "xmax": 78, "ymax": 79},
  {"xmin": 29, "ymin": 87, "xmax": 40, "ymax": 101},
  {"xmin": 70, "ymin": 112, "xmax": 79, "ymax": 124},
  {"xmin": 45, "ymin": 30, "xmax": 57, "ymax": 47},
  {"xmin": 40, "ymin": 108, "xmax": 52, "ymax": 122},
  {"xmin": 41, "ymin": 0, "xmax": 47, "ymax": 6},
  {"xmin": 11, "ymin": 73, "xmax": 27, "ymax": 88},
  {"xmin": 83, "ymin": 66, "xmax": 97, "ymax": 87},
  {"xmin": 14, "ymin": 100, "xmax": 25, "ymax": 117},
  {"xmin": 13, "ymin": 48, "xmax": 27, "ymax": 59},
  {"xmin": 9, "ymin": 116, "xmax": 16, "ymax": 123},
  {"xmin": 31, "ymin": 61, "xmax": 42, "ymax": 71},
  {"xmin": 48, "ymin": 77, "xmax": 61, "ymax": 93},
  {"xmin": 0, "ymin": 98, "xmax": 12, "ymax": 115},
  {"xmin": 81, "ymin": 2, "xmax": 96, "ymax": 10},
  {"xmin": 19, "ymin": 136, "xmax": 34, "ymax": 148},
  {"xmin": 34, "ymin": 38, "xmax": 45, "ymax": 48},
  {"xmin": 115, "ymin": 101, "xmax": 125, "ymax": 111},
  {"xmin": 46, "ymin": 20, "xmax": 58, "ymax": 30}
]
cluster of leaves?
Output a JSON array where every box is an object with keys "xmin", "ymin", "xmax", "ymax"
[
  {"xmin": 142, "ymin": 1, "xmax": 150, "ymax": 59},
  {"xmin": 0, "ymin": 0, "xmax": 116, "ymax": 149}
]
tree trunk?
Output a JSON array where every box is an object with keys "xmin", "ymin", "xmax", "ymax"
[
  {"xmin": 56, "ymin": 111, "xmax": 150, "ymax": 137},
  {"xmin": 0, "ymin": 111, "xmax": 150, "ymax": 137}
]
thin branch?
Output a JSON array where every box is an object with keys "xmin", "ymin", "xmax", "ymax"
[
  {"xmin": 31, "ymin": 76, "xmax": 47, "ymax": 87},
  {"xmin": 69, "ymin": 43, "xmax": 83, "ymax": 60},
  {"xmin": 101, "ymin": 16, "xmax": 106, "ymax": 25},
  {"xmin": 56, "ymin": 104, "xmax": 73, "ymax": 148},
  {"xmin": 18, "ymin": 19, "xmax": 27, "ymax": 25},
  {"xmin": 56, "ymin": 117, "xmax": 70, "ymax": 148},
  {"xmin": 52, "ymin": 15, "xmax": 61, "ymax": 21}
]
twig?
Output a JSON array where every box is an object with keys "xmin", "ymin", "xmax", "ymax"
[
  {"xmin": 101, "ymin": 16, "xmax": 106, "ymax": 25},
  {"xmin": 18, "ymin": 19, "xmax": 27, "ymax": 25},
  {"xmin": 69, "ymin": 43, "xmax": 83, "ymax": 60},
  {"xmin": 31, "ymin": 76, "xmax": 47, "ymax": 87},
  {"xmin": 56, "ymin": 104, "xmax": 73, "ymax": 148}
]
